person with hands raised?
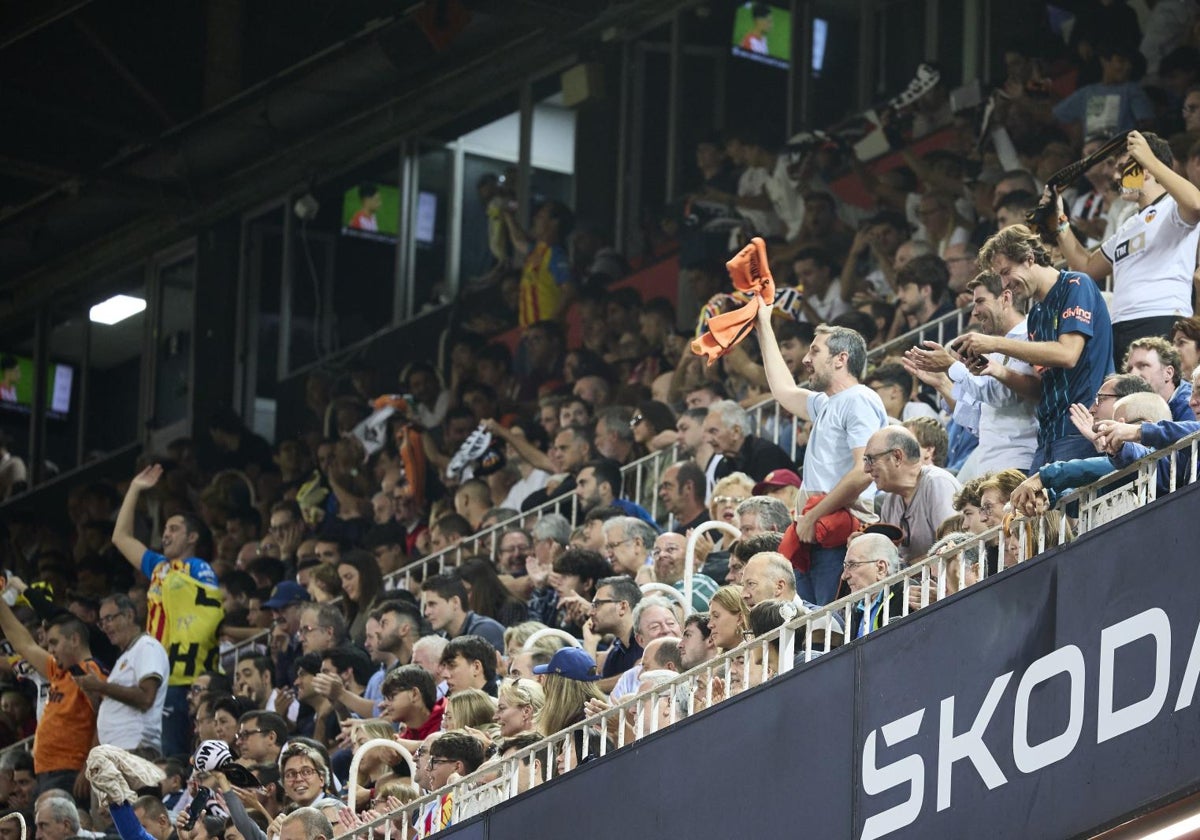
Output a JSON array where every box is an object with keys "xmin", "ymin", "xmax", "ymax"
[
  {"xmin": 756, "ymin": 298, "xmax": 887, "ymax": 604},
  {"xmin": 1051, "ymin": 130, "xmax": 1200, "ymax": 365}
]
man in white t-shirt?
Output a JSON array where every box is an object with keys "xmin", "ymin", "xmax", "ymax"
[
  {"xmin": 1053, "ymin": 130, "xmax": 1200, "ymax": 367},
  {"xmin": 94, "ymin": 594, "xmax": 169, "ymax": 753},
  {"xmin": 758, "ymin": 310, "xmax": 888, "ymax": 605}
]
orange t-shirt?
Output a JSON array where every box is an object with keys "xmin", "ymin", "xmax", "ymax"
[{"xmin": 34, "ymin": 657, "xmax": 106, "ymax": 773}]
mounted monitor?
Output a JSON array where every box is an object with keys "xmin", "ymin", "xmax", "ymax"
[
  {"xmin": 340, "ymin": 181, "xmax": 401, "ymax": 243},
  {"xmin": 0, "ymin": 353, "xmax": 74, "ymax": 420},
  {"xmin": 731, "ymin": 2, "xmax": 791, "ymax": 70}
]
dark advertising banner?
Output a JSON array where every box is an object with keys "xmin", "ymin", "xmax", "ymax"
[{"xmin": 439, "ymin": 483, "xmax": 1200, "ymax": 840}]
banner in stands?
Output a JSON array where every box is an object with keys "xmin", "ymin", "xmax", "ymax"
[{"xmin": 439, "ymin": 483, "xmax": 1200, "ymax": 840}]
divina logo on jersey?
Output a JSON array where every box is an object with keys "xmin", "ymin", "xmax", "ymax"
[{"xmin": 1061, "ymin": 306, "xmax": 1092, "ymax": 324}]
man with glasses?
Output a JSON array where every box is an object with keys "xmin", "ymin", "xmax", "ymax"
[
  {"xmin": 600, "ymin": 517, "xmax": 658, "ymax": 578},
  {"xmin": 841, "ymin": 533, "xmax": 906, "ymax": 640},
  {"xmin": 93, "ymin": 594, "xmax": 169, "ymax": 753},
  {"xmin": 863, "ymin": 427, "xmax": 960, "ymax": 562},
  {"xmin": 587, "ymin": 576, "xmax": 643, "ymax": 692},
  {"xmin": 233, "ymin": 711, "xmax": 287, "ymax": 765},
  {"xmin": 297, "ymin": 604, "xmax": 347, "ymax": 656}
]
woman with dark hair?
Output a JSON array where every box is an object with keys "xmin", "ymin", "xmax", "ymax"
[
  {"xmin": 458, "ymin": 556, "xmax": 529, "ymax": 627},
  {"xmin": 337, "ymin": 550, "xmax": 385, "ymax": 644}
]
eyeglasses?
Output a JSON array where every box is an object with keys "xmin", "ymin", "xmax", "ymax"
[
  {"xmin": 283, "ymin": 767, "xmax": 319, "ymax": 782},
  {"xmin": 236, "ymin": 729, "xmax": 265, "ymax": 741},
  {"xmin": 712, "ymin": 495, "xmax": 745, "ymax": 506},
  {"xmin": 428, "ymin": 758, "xmax": 459, "ymax": 766},
  {"xmin": 629, "ymin": 414, "xmax": 644, "ymax": 428},
  {"xmin": 97, "ymin": 614, "xmax": 123, "ymax": 626},
  {"xmin": 298, "ymin": 625, "xmax": 326, "ymax": 636},
  {"xmin": 589, "ymin": 598, "xmax": 619, "ymax": 611},
  {"xmin": 1092, "ymin": 391, "xmax": 1119, "ymax": 405},
  {"xmin": 862, "ymin": 449, "xmax": 897, "ymax": 467},
  {"xmin": 980, "ymin": 503, "xmax": 999, "ymax": 517},
  {"xmin": 604, "ymin": 538, "xmax": 634, "ymax": 552},
  {"xmin": 843, "ymin": 559, "xmax": 877, "ymax": 570},
  {"xmin": 650, "ymin": 547, "xmax": 681, "ymax": 557},
  {"xmin": 188, "ymin": 684, "xmax": 207, "ymax": 695}
]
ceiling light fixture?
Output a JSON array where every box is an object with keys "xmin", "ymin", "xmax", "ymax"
[{"xmin": 89, "ymin": 294, "xmax": 146, "ymax": 325}]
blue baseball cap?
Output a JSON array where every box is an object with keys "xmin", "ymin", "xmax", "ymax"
[
  {"xmin": 263, "ymin": 580, "xmax": 310, "ymax": 610},
  {"xmin": 532, "ymin": 647, "xmax": 601, "ymax": 681}
]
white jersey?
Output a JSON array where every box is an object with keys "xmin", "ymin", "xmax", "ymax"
[{"xmin": 1101, "ymin": 193, "xmax": 1200, "ymax": 323}]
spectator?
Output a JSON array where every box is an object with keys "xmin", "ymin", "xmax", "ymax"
[
  {"xmin": 592, "ymin": 407, "xmax": 636, "ymax": 465},
  {"xmin": 906, "ymin": 271, "xmax": 1038, "ymax": 480},
  {"xmin": 94, "ymin": 594, "xmax": 169, "ymax": 753},
  {"xmin": 510, "ymin": 200, "xmax": 576, "ymax": 327},
  {"xmin": 336, "ymin": 550, "xmax": 384, "ymax": 645},
  {"xmin": 421, "ymin": 574, "xmax": 506, "ymax": 650},
  {"xmin": 234, "ymin": 711, "xmax": 287, "ymax": 766},
  {"xmin": 1171, "ymin": 316, "xmax": 1200, "ymax": 378},
  {"xmin": 757, "ymin": 316, "xmax": 888, "ymax": 604},
  {"xmin": 961, "ymin": 225, "xmax": 1114, "ymax": 468},
  {"xmin": 439, "ymin": 636, "xmax": 500, "ymax": 697},
  {"xmin": 864, "ymin": 363, "xmax": 939, "ymax": 422},
  {"xmin": 494, "ymin": 678, "xmax": 544, "ymax": 738},
  {"xmin": 457, "ymin": 557, "xmax": 529, "ymax": 627},
  {"xmin": 0, "ymin": 604, "xmax": 104, "ymax": 792},
  {"xmin": 601, "ymin": 516, "xmax": 658, "ymax": 579},
  {"xmin": 298, "ymin": 603, "xmax": 348, "ymax": 655},
  {"xmin": 585, "ymin": 576, "xmax": 643, "ymax": 691},
  {"xmin": 113, "ymin": 465, "xmax": 221, "ymax": 756},
  {"xmin": 841, "ymin": 533, "xmax": 905, "ymax": 639},
  {"xmin": 1054, "ymin": 131, "xmax": 1200, "ymax": 363},
  {"xmin": 703, "ymin": 400, "xmax": 794, "ymax": 482},
  {"xmin": 889, "ymin": 254, "xmax": 957, "ymax": 343},
  {"xmin": 381, "ymin": 665, "xmax": 444, "ymax": 752},
  {"xmin": 1123, "ymin": 336, "xmax": 1195, "ymax": 420},
  {"xmin": 901, "ymin": 416, "xmax": 949, "ymax": 468},
  {"xmin": 534, "ymin": 648, "xmax": 606, "ymax": 736},
  {"xmin": 650, "ymin": 532, "xmax": 718, "ymax": 612},
  {"xmin": 863, "ymin": 427, "xmax": 961, "ymax": 562},
  {"xmin": 1053, "ymin": 42, "xmax": 1153, "ymax": 140},
  {"xmin": 574, "ymin": 458, "xmax": 656, "ymax": 526},
  {"xmin": 659, "ymin": 461, "xmax": 709, "ymax": 533}
]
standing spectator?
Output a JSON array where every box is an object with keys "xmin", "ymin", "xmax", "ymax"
[
  {"xmin": 0, "ymin": 604, "xmax": 104, "ymax": 793},
  {"xmin": 510, "ymin": 201, "xmax": 576, "ymax": 326},
  {"xmin": 1053, "ymin": 43, "xmax": 1152, "ymax": 141},
  {"xmin": 1054, "ymin": 131, "xmax": 1200, "ymax": 363},
  {"xmin": 958, "ymin": 225, "xmax": 1114, "ymax": 468},
  {"xmin": 93, "ymin": 594, "xmax": 169, "ymax": 753},
  {"xmin": 757, "ymin": 315, "xmax": 888, "ymax": 604},
  {"xmin": 113, "ymin": 465, "xmax": 222, "ymax": 756}
]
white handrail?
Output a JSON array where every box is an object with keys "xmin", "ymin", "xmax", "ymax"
[
  {"xmin": 639, "ymin": 582, "xmax": 690, "ymax": 615},
  {"xmin": 684, "ymin": 519, "xmax": 740, "ymax": 612},
  {"xmin": 521, "ymin": 628, "xmax": 581, "ymax": 650},
  {"xmin": 345, "ymin": 738, "xmax": 417, "ymax": 811}
]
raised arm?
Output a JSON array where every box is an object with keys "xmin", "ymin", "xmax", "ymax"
[
  {"xmin": 1129, "ymin": 130, "xmax": 1200, "ymax": 225},
  {"xmin": 756, "ymin": 304, "xmax": 814, "ymax": 422},
  {"xmin": 0, "ymin": 596, "xmax": 50, "ymax": 678},
  {"xmin": 114, "ymin": 465, "xmax": 161, "ymax": 572},
  {"xmin": 1047, "ymin": 187, "xmax": 1115, "ymax": 280},
  {"xmin": 482, "ymin": 420, "xmax": 554, "ymax": 473}
]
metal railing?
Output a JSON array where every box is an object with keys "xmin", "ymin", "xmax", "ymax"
[{"xmin": 327, "ymin": 425, "xmax": 1200, "ymax": 838}]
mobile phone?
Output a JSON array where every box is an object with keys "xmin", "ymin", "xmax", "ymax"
[{"xmin": 185, "ymin": 786, "xmax": 213, "ymax": 829}]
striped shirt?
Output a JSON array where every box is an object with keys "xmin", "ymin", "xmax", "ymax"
[{"xmin": 1026, "ymin": 270, "xmax": 1113, "ymax": 447}]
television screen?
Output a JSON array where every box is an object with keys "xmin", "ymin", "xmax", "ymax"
[
  {"xmin": 341, "ymin": 181, "xmax": 401, "ymax": 243},
  {"xmin": 0, "ymin": 353, "xmax": 73, "ymax": 419},
  {"xmin": 731, "ymin": 3, "xmax": 791, "ymax": 70}
]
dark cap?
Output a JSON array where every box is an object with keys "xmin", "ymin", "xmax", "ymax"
[{"xmin": 263, "ymin": 581, "xmax": 310, "ymax": 610}]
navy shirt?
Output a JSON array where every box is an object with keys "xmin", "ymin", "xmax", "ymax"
[
  {"xmin": 601, "ymin": 631, "xmax": 644, "ymax": 679},
  {"xmin": 1026, "ymin": 270, "xmax": 1113, "ymax": 446}
]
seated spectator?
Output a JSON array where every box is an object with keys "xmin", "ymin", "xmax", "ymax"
[
  {"xmin": 585, "ymin": 576, "xmax": 643, "ymax": 691},
  {"xmin": 439, "ymin": 635, "xmax": 501, "ymax": 697},
  {"xmin": 534, "ymin": 648, "xmax": 607, "ymax": 736},
  {"xmin": 725, "ymin": 531, "xmax": 784, "ymax": 586},
  {"xmin": 457, "ymin": 556, "xmax": 529, "ymax": 627},
  {"xmin": 862, "ymin": 426, "xmax": 960, "ymax": 561},
  {"xmin": 574, "ymin": 459, "xmax": 657, "ymax": 526},
  {"xmin": 494, "ymin": 678, "xmax": 545, "ymax": 738},
  {"xmin": 952, "ymin": 476, "xmax": 989, "ymax": 535},
  {"xmin": 841, "ymin": 533, "xmax": 906, "ymax": 639},
  {"xmin": 1053, "ymin": 42, "xmax": 1154, "ymax": 140},
  {"xmin": 421, "ymin": 574, "xmax": 506, "ymax": 650},
  {"xmin": 592, "ymin": 407, "xmax": 635, "ymax": 464},
  {"xmin": 976, "ymin": 469, "xmax": 1028, "ymax": 531},
  {"xmin": 751, "ymin": 469, "xmax": 801, "ymax": 512},
  {"xmin": 650, "ymin": 532, "xmax": 719, "ymax": 612},
  {"xmin": 1123, "ymin": 336, "xmax": 1195, "ymax": 421},
  {"xmin": 705, "ymin": 585, "xmax": 749, "ymax": 653},
  {"xmin": 734, "ymin": 496, "xmax": 791, "ymax": 539},
  {"xmin": 601, "ymin": 516, "xmax": 658, "ymax": 580},
  {"xmin": 865, "ymin": 363, "xmax": 939, "ymax": 422},
  {"xmin": 659, "ymin": 461, "xmax": 709, "ymax": 533},
  {"xmin": 902, "ymin": 416, "xmax": 949, "ymax": 469},
  {"xmin": 443, "ymin": 688, "xmax": 497, "ymax": 736},
  {"xmin": 704, "ymin": 400, "xmax": 794, "ymax": 482}
]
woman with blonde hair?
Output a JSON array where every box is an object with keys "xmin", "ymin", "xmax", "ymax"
[
  {"xmin": 306, "ymin": 563, "xmax": 342, "ymax": 603},
  {"xmin": 535, "ymin": 648, "xmax": 607, "ymax": 737},
  {"xmin": 495, "ymin": 678, "xmax": 545, "ymax": 737},
  {"xmin": 443, "ymin": 688, "xmax": 498, "ymax": 735},
  {"xmin": 978, "ymin": 468, "xmax": 1027, "ymax": 530},
  {"xmin": 706, "ymin": 585, "xmax": 750, "ymax": 652}
]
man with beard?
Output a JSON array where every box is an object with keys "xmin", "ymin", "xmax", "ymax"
[
  {"xmin": 573, "ymin": 459, "xmax": 656, "ymax": 526},
  {"xmin": 758, "ymin": 315, "xmax": 887, "ymax": 605},
  {"xmin": 904, "ymin": 272, "xmax": 1039, "ymax": 480},
  {"xmin": 673, "ymin": 407, "xmax": 721, "ymax": 501}
]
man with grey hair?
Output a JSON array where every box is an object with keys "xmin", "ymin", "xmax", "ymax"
[
  {"xmin": 593, "ymin": 406, "xmax": 636, "ymax": 464},
  {"xmin": 740, "ymin": 551, "xmax": 808, "ymax": 609},
  {"xmin": 703, "ymin": 399, "xmax": 794, "ymax": 482},
  {"xmin": 611, "ymin": 596, "xmax": 683, "ymax": 700},
  {"xmin": 528, "ymin": 513, "xmax": 572, "ymax": 628},
  {"xmin": 842, "ymin": 533, "xmax": 905, "ymax": 639},
  {"xmin": 34, "ymin": 796, "xmax": 79, "ymax": 840},
  {"xmin": 758, "ymin": 310, "xmax": 888, "ymax": 606},
  {"xmin": 862, "ymin": 426, "xmax": 960, "ymax": 562},
  {"xmin": 735, "ymin": 496, "xmax": 792, "ymax": 539},
  {"xmin": 280, "ymin": 806, "xmax": 335, "ymax": 840},
  {"xmin": 651, "ymin": 532, "xmax": 718, "ymax": 612},
  {"xmin": 298, "ymin": 602, "xmax": 348, "ymax": 655},
  {"xmin": 95, "ymin": 594, "xmax": 169, "ymax": 752},
  {"xmin": 602, "ymin": 516, "xmax": 658, "ymax": 577}
]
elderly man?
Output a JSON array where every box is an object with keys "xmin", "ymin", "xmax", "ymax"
[
  {"xmin": 862, "ymin": 427, "xmax": 960, "ymax": 562},
  {"xmin": 602, "ymin": 516, "xmax": 658, "ymax": 578},
  {"xmin": 758, "ymin": 313, "xmax": 889, "ymax": 605},
  {"xmin": 660, "ymin": 461, "xmax": 710, "ymax": 533},
  {"xmin": 651, "ymin": 532, "xmax": 718, "ymax": 612},
  {"xmin": 703, "ymin": 399, "xmax": 794, "ymax": 482},
  {"xmin": 586, "ymin": 576, "xmax": 643, "ymax": 692},
  {"xmin": 741, "ymin": 550, "xmax": 845, "ymax": 649},
  {"xmin": 841, "ymin": 533, "xmax": 906, "ymax": 640},
  {"xmin": 726, "ymin": 532, "xmax": 783, "ymax": 585},
  {"xmin": 34, "ymin": 797, "xmax": 79, "ymax": 840},
  {"xmin": 610, "ymin": 596, "xmax": 684, "ymax": 700}
]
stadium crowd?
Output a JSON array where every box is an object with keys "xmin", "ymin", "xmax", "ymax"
[{"xmin": 1, "ymin": 4, "xmax": 1200, "ymax": 837}]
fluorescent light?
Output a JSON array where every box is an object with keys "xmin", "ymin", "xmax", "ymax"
[{"xmin": 89, "ymin": 294, "xmax": 146, "ymax": 325}]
